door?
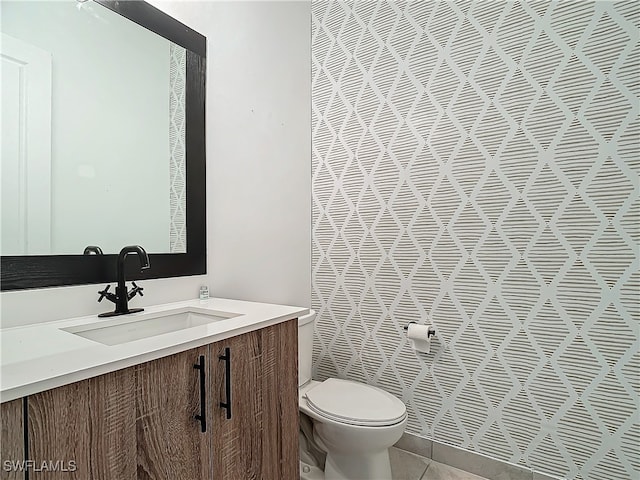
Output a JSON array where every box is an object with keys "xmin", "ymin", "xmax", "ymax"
[
  {"xmin": 135, "ymin": 346, "xmax": 210, "ymax": 480},
  {"xmin": 211, "ymin": 319, "xmax": 299, "ymax": 479},
  {"xmin": 0, "ymin": 34, "xmax": 51, "ymax": 255}
]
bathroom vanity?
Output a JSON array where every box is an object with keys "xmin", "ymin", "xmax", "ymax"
[
  {"xmin": 0, "ymin": 298, "xmax": 305, "ymax": 480},
  {"xmin": 0, "ymin": 2, "xmax": 305, "ymax": 477}
]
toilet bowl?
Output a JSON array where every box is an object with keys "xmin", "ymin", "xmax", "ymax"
[{"xmin": 298, "ymin": 311, "xmax": 407, "ymax": 480}]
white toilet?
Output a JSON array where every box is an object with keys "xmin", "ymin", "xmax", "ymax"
[{"xmin": 298, "ymin": 310, "xmax": 407, "ymax": 480}]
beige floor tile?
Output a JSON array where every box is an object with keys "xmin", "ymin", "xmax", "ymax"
[{"xmin": 390, "ymin": 447, "xmax": 431, "ymax": 480}]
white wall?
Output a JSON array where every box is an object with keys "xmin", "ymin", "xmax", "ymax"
[
  {"xmin": 0, "ymin": 0, "xmax": 311, "ymax": 327},
  {"xmin": 150, "ymin": 0, "xmax": 312, "ymax": 308}
]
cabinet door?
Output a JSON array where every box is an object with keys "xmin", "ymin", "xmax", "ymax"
[
  {"xmin": 211, "ymin": 319, "xmax": 299, "ymax": 480},
  {"xmin": 1, "ymin": 398, "xmax": 24, "ymax": 480},
  {"xmin": 135, "ymin": 346, "xmax": 210, "ymax": 480},
  {"xmin": 28, "ymin": 367, "xmax": 136, "ymax": 480}
]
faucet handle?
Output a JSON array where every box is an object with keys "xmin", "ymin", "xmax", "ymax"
[
  {"xmin": 128, "ymin": 282, "xmax": 144, "ymax": 300},
  {"xmin": 133, "ymin": 282, "xmax": 144, "ymax": 297},
  {"xmin": 98, "ymin": 285, "xmax": 116, "ymax": 303}
]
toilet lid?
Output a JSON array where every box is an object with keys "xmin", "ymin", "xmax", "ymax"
[{"xmin": 304, "ymin": 378, "xmax": 406, "ymax": 427}]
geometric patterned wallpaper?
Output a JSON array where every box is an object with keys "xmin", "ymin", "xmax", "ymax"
[
  {"xmin": 169, "ymin": 43, "xmax": 187, "ymax": 253},
  {"xmin": 310, "ymin": 2, "xmax": 639, "ymax": 479}
]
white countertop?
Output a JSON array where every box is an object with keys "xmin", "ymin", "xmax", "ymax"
[{"xmin": 0, "ymin": 298, "xmax": 308, "ymax": 402}]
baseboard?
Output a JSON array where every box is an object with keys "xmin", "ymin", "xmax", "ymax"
[
  {"xmin": 394, "ymin": 433, "xmax": 566, "ymax": 480},
  {"xmin": 393, "ymin": 431, "xmax": 433, "ymax": 459}
]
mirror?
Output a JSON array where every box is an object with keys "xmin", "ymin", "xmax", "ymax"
[
  {"xmin": 2, "ymin": 0, "xmax": 187, "ymax": 255},
  {"xmin": 1, "ymin": 0, "xmax": 206, "ymax": 290}
]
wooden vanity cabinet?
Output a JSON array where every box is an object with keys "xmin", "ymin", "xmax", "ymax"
[
  {"xmin": 25, "ymin": 346, "xmax": 209, "ymax": 480},
  {"xmin": 135, "ymin": 345, "xmax": 210, "ymax": 480},
  {"xmin": 1, "ymin": 319, "xmax": 299, "ymax": 480},
  {"xmin": 27, "ymin": 367, "xmax": 137, "ymax": 480},
  {"xmin": 211, "ymin": 318, "xmax": 299, "ymax": 479},
  {"xmin": 1, "ymin": 399, "xmax": 24, "ymax": 480}
]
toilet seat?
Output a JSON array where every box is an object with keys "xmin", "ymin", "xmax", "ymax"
[{"xmin": 303, "ymin": 378, "xmax": 406, "ymax": 427}]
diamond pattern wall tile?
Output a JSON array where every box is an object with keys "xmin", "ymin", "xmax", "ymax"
[
  {"xmin": 549, "ymin": 2, "xmax": 595, "ymax": 49},
  {"xmin": 429, "ymin": 115, "xmax": 463, "ymax": 163},
  {"xmin": 495, "ymin": 3, "xmax": 535, "ymax": 64},
  {"xmin": 433, "ymin": 411, "xmax": 466, "ymax": 447},
  {"xmin": 500, "ymin": 130, "xmax": 538, "ymax": 191},
  {"xmin": 450, "ymin": 202, "xmax": 486, "ymax": 252},
  {"xmin": 430, "ymin": 230, "xmax": 463, "ymax": 280},
  {"xmin": 467, "ymin": 2, "xmax": 504, "ymax": 38},
  {"xmin": 554, "ymin": 120, "xmax": 600, "ymax": 187},
  {"xmin": 588, "ymin": 371, "xmax": 637, "ymax": 436},
  {"xmin": 501, "ymin": 330, "xmax": 546, "ymax": 386},
  {"xmin": 525, "ymin": 93, "xmax": 570, "ymax": 149},
  {"xmin": 501, "ymin": 71, "xmax": 537, "ymax": 126},
  {"xmin": 428, "ymin": 62, "xmax": 459, "ymax": 112},
  {"xmin": 528, "ymin": 363, "xmax": 573, "ymax": 420},
  {"xmin": 556, "ymin": 193, "xmax": 602, "ymax": 254},
  {"xmin": 453, "ymin": 84, "xmax": 487, "ymax": 136},
  {"xmin": 472, "ymin": 47, "xmax": 510, "ymax": 101},
  {"xmin": 526, "ymin": 163, "xmax": 570, "ymax": 221},
  {"xmin": 522, "ymin": 31, "xmax": 566, "ymax": 90},
  {"xmin": 476, "ymin": 355, "xmax": 516, "ymax": 409},
  {"xmin": 169, "ymin": 43, "xmax": 186, "ymax": 253},
  {"xmin": 590, "ymin": 450, "xmax": 635, "ymax": 480},
  {"xmin": 500, "ymin": 198, "xmax": 540, "ymax": 254},
  {"xmin": 311, "ymin": 2, "xmax": 639, "ymax": 479},
  {"xmin": 527, "ymin": 433, "xmax": 573, "ymax": 478},
  {"xmin": 587, "ymin": 156, "xmax": 635, "ymax": 217},
  {"xmin": 556, "ymin": 335, "xmax": 604, "ymax": 396},
  {"xmin": 586, "ymin": 303, "xmax": 636, "ymax": 367},
  {"xmin": 621, "ymin": 270, "xmax": 640, "ymax": 317},
  {"xmin": 587, "ymin": 225, "xmax": 636, "ymax": 288},
  {"xmin": 475, "ymin": 170, "xmax": 512, "ymax": 223},
  {"xmin": 502, "ymin": 390, "xmax": 542, "ymax": 455},
  {"xmin": 583, "ymin": 11, "xmax": 631, "ymax": 77},
  {"xmin": 449, "ymin": 17, "xmax": 483, "ymax": 76},
  {"xmin": 556, "ymin": 259, "xmax": 602, "ymax": 328},
  {"xmin": 552, "ymin": 54, "xmax": 598, "ymax": 115},
  {"xmin": 456, "ymin": 382, "xmax": 490, "ymax": 437},
  {"xmin": 527, "ymin": 227, "xmax": 571, "ymax": 285},
  {"xmin": 555, "ymin": 401, "xmax": 611, "ymax": 476},
  {"xmin": 585, "ymin": 80, "xmax": 634, "ymax": 142},
  {"xmin": 476, "ymin": 228, "xmax": 512, "ymax": 281},
  {"xmin": 502, "ymin": 259, "xmax": 542, "ymax": 322},
  {"xmin": 476, "ymin": 421, "xmax": 519, "ymax": 465}
]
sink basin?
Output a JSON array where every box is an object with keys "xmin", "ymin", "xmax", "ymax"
[{"xmin": 62, "ymin": 310, "xmax": 239, "ymax": 346}]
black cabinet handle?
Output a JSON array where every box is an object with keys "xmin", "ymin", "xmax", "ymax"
[
  {"xmin": 219, "ymin": 347, "xmax": 232, "ymax": 419},
  {"xmin": 194, "ymin": 355, "xmax": 207, "ymax": 432}
]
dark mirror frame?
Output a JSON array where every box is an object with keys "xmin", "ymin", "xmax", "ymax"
[{"xmin": 1, "ymin": 0, "xmax": 206, "ymax": 291}]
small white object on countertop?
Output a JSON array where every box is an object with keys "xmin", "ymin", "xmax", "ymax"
[{"xmin": 199, "ymin": 285, "xmax": 209, "ymax": 300}]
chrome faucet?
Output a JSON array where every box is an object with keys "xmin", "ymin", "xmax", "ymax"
[{"xmin": 98, "ymin": 245, "xmax": 150, "ymax": 317}]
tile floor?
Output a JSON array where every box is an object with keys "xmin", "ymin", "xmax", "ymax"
[{"xmin": 390, "ymin": 447, "xmax": 489, "ymax": 480}]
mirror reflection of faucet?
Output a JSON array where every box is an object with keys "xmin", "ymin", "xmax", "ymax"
[
  {"xmin": 97, "ymin": 245, "xmax": 150, "ymax": 318},
  {"xmin": 83, "ymin": 245, "xmax": 103, "ymax": 255}
]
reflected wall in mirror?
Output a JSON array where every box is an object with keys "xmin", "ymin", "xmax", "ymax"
[
  {"xmin": 0, "ymin": 0, "xmax": 206, "ymax": 290},
  {"xmin": 1, "ymin": 0, "xmax": 186, "ymax": 255}
]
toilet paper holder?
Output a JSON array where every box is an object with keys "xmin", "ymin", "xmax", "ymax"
[{"xmin": 403, "ymin": 321, "xmax": 436, "ymax": 338}]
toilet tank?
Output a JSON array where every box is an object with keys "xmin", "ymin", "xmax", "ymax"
[{"xmin": 298, "ymin": 310, "xmax": 316, "ymax": 387}]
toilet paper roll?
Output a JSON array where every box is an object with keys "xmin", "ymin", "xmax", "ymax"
[{"xmin": 406, "ymin": 323, "xmax": 433, "ymax": 354}]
